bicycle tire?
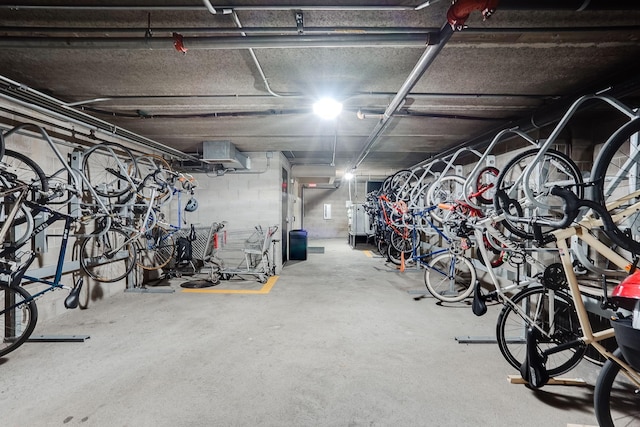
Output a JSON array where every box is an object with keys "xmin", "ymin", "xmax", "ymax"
[
  {"xmin": 131, "ymin": 154, "xmax": 173, "ymax": 202},
  {"xmin": 0, "ymin": 201, "xmax": 34, "ymax": 249},
  {"xmin": 2, "ymin": 149, "xmax": 49, "ymax": 201},
  {"xmin": 376, "ymin": 235, "xmax": 389, "ymax": 257},
  {"xmin": 387, "ymin": 243, "xmax": 411, "ymax": 266},
  {"xmin": 594, "ymin": 348, "xmax": 640, "ymax": 427},
  {"xmin": 475, "ymin": 231, "xmax": 505, "ymax": 269},
  {"xmin": 474, "ymin": 166, "xmax": 499, "ymax": 205},
  {"xmin": 82, "ymin": 142, "xmax": 137, "ymax": 198},
  {"xmin": 426, "ymin": 175, "xmax": 466, "ymax": 224},
  {"xmin": 0, "ymin": 150, "xmax": 48, "ymax": 247},
  {"xmin": 45, "ymin": 167, "xmax": 75, "ymax": 206},
  {"xmin": 389, "ymin": 227, "xmax": 412, "ymax": 252},
  {"xmin": 389, "ymin": 169, "xmax": 419, "ymax": 201},
  {"xmin": 424, "ymin": 252, "xmax": 476, "ymax": 302},
  {"xmin": 495, "ymin": 286, "xmax": 586, "ymax": 377},
  {"xmin": 136, "ymin": 228, "xmax": 175, "ymax": 271},
  {"xmin": 590, "ymin": 118, "xmax": 640, "ymax": 254},
  {"xmin": 493, "ymin": 148, "xmax": 583, "ymax": 242},
  {"xmin": 0, "ymin": 283, "xmax": 38, "ymax": 357},
  {"xmin": 80, "ymin": 228, "xmax": 137, "ymax": 283}
]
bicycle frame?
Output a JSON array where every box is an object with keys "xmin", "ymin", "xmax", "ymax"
[
  {"xmin": 405, "ymin": 207, "xmax": 452, "ymax": 266},
  {"xmin": 472, "ymin": 214, "xmax": 545, "ymax": 296},
  {"xmin": 514, "ymin": 94, "xmax": 638, "ymax": 211},
  {"xmin": 1, "ymin": 200, "xmax": 77, "ymax": 295},
  {"xmin": 551, "ymin": 202, "xmax": 640, "ymax": 386}
]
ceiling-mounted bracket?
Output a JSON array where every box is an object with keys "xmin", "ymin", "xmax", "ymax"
[{"xmin": 294, "ymin": 11, "xmax": 304, "ymax": 35}]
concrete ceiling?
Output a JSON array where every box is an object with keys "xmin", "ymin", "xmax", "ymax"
[{"xmin": 1, "ymin": 1, "xmax": 640, "ymax": 183}]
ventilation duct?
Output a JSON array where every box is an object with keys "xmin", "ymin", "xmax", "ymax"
[
  {"xmin": 291, "ymin": 164, "xmax": 336, "ymax": 185},
  {"xmin": 202, "ymin": 140, "xmax": 250, "ymax": 169}
]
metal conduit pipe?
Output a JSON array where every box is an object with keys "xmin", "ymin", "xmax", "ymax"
[
  {"xmin": 0, "ymin": 34, "xmax": 434, "ymax": 50},
  {"xmin": 66, "ymin": 91, "xmax": 556, "ymax": 108},
  {"xmin": 0, "ymin": 4, "xmax": 417, "ymax": 11},
  {"xmin": 0, "ymin": 75, "xmax": 199, "ymax": 161},
  {"xmin": 230, "ymin": 11, "xmax": 287, "ymax": 98},
  {"xmin": 346, "ymin": 24, "xmax": 454, "ymax": 174},
  {"xmin": 0, "ymin": 26, "xmax": 440, "ymax": 35},
  {"xmin": 2, "ymin": 1, "xmax": 640, "ymax": 11},
  {"xmin": 497, "ymin": 0, "xmax": 640, "ymax": 11},
  {"xmin": 2, "ymin": 26, "xmax": 639, "ymax": 36}
]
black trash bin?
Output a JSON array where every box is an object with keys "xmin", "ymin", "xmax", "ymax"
[{"xmin": 289, "ymin": 229, "xmax": 308, "ymax": 260}]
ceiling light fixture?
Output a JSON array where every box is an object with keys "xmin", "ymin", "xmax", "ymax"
[
  {"xmin": 344, "ymin": 171, "xmax": 354, "ymax": 180},
  {"xmin": 313, "ymin": 98, "xmax": 342, "ymax": 120}
]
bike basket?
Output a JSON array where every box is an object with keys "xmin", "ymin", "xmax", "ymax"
[{"xmin": 610, "ymin": 317, "xmax": 640, "ymax": 371}]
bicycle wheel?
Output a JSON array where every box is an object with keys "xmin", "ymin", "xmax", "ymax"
[
  {"xmin": 493, "ymin": 148, "xmax": 583, "ymax": 242},
  {"xmin": 496, "ymin": 286, "xmax": 586, "ymax": 377},
  {"xmin": 389, "ymin": 227, "xmax": 412, "ymax": 252},
  {"xmin": 136, "ymin": 228, "xmax": 175, "ymax": 270},
  {"xmin": 475, "ymin": 231, "xmax": 505, "ymax": 269},
  {"xmin": 426, "ymin": 175, "xmax": 466, "ymax": 224},
  {"xmin": 594, "ymin": 348, "xmax": 640, "ymax": 427},
  {"xmin": 82, "ymin": 142, "xmax": 136, "ymax": 198},
  {"xmin": 0, "ymin": 283, "xmax": 38, "ymax": 357},
  {"xmin": 389, "ymin": 169, "xmax": 419, "ymax": 201},
  {"xmin": 387, "ymin": 243, "xmax": 411, "ymax": 266},
  {"xmin": 424, "ymin": 252, "xmax": 476, "ymax": 302},
  {"xmin": 376, "ymin": 235, "xmax": 389, "ymax": 257},
  {"xmin": 131, "ymin": 154, "xmax": 173, "ymax": 203},
  {"xmin": 473, "ymin": 166, "xmax": 499, "ymax": 205},
  {"xmin": 590, "ymin": 118, "xmax": 640, "ymax": 254},
  {"xmin": 80, "ymin": 228, "xmax": 137, "ymax": 283},
  {"xmin": 2, "ymin": 149, "xmax": 49, "ymax": 201}
]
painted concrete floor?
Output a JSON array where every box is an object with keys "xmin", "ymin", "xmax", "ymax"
[{"xmin": 1, "ymin": 238, "xmax": 605, "ymax": 427}]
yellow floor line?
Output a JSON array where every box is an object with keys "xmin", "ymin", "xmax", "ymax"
[
  {"xmin": 182, "ymin": 275, "xmax": 279, "ymax": 294},
  {"xmin": 363, "ymin": 250, "xmax": 373, "ymax": 257}
]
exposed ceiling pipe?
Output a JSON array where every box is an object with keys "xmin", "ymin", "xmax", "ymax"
[
  {"xmin": 0, "ymin": 26, "xmax": 440, "ymax": 35},
  {"xmin": 415, "ymin": 1, "xmax": 446, "ymax": 11},
  {"xmin": 497, "ymin": 0, "xmax": 640, "ymax": 11},
  {"xmin": 0, "ymin": 34, "xmax": 434, "ymax": 49},
  {"xmin": 3, "ymin": 1, "xmax": 640, "ymax": 11},
  {"xmin": 230, "ymin": 11, "xmax": 290, "ymax": 98},
  {"xmin": 0, "ymin": 74, "xmax": 199, "ymax": 161},
  {"xmin": 3, "ymin": 26, "xmax": 638, "ymax": 36},
  {"xmin": 346, "ymin": 24, "xmax": 454, "ymax": 174},
  {"xmin": 65, "ymin": 91, "xmax": 558, "ymax": 108},
  {"xmin": 202, "ymin": 0, "xmax": 232, "ymax": 15},
  {"xmin": 0, "ymin": 4, "xmax": 416, "ymax": 12}
]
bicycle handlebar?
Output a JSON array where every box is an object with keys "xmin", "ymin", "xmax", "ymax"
[{"xmin": 499, "ymin": 186, "xmax": 619, "ymax": 232}]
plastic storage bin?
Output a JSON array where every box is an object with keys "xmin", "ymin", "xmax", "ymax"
[{"xmin": 289, "ymin": 229, "xmax": 308, "ymax": 260}]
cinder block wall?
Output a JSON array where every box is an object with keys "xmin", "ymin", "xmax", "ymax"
[
  {"xmin": 302, "ymin": 179, "xmax": 367, "ymax": 239},
  {"xmin": 181, "ymin": 152, "xmax": 289, "ymax": 273}
]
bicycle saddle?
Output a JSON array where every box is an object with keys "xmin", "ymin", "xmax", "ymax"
[
  {"xmin": 520, "ymin": 327, "xmax": 549, "ymax": 389},
  {"xmin": 471, "ymin": 281, "xmax": 487, "ymax": 316},
  {"xmin": 64, "ymin": 277, "xmax": 84, "ymax": 309}
]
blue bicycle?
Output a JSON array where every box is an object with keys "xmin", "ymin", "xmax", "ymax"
[
  {"xmin": 1, "ymin": 183, "xmax": 84, "ymax": 357},
  {"xmin": 388, "ymin": 206, "xmax": 477, "ymax": 303}
]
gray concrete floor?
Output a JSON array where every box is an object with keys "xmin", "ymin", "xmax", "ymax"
[{"xmin": 1, "ymin": 238, "xmax": 602, "ymax": 427}]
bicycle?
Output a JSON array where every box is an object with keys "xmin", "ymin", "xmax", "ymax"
[
  {"xmin": 493, "ymin": 93, "xmax": 640, "ymax": 250},
  {"xmin": 467, "ymin": 210, "xmax": 589, "ymax": 376},
  {"xmin": 1, "ymin": 187, "xmax": 84, "ymax": 357},
  {"xmin": 503, "ymin": 187, "xmax": 640, "ymax": 426},
  {"xmin": 402, "ymin": 206, "xmax": 477, "ymax": 303}
]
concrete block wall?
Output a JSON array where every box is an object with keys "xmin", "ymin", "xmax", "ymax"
[
  {"xmin": 302, "ymin": 179, "xmax": 367, "ymax": 239},
  {"xmin": 177, "ymin": 152, "xmax": 288, "ymax": 273},
  {"xmin": 0, "ymin": 103, "xmax": 142, "ymax": 325}
]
